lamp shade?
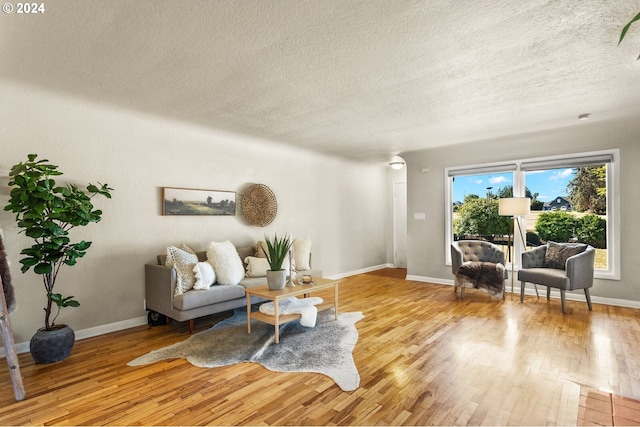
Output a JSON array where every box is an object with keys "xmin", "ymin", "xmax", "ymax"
[{"xmin": 498, "ymin": 197, "xmax": 530, "ymax": 216}]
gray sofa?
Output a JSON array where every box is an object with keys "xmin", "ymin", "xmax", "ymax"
[{"xmin": 145, "ymin": 244, "xmax": 322, "ymax": 332}]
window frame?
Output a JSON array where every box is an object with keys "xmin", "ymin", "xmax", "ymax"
[{"xmin": 445, "ymin": 149, "xmax": 620, "ymax": 280}]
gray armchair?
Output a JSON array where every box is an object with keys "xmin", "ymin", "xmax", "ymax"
[
  {"xmin": 451, "ymin": 240, "xmax": 508, "ymax": 299},
  {"xmin": 518, "ymin": 242, "xmax": 596, "ymax": 314}
]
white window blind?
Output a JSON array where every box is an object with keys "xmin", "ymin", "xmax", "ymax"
[
  {"xmin": 447, "ymin": 163, "xmax": 517, "ymax": 177},
  {"xmin": 520, "ymin": 154, "xmax": 613, "ymax": 171}
]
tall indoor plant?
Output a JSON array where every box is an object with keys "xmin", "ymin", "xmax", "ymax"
[
  {"xmin": 4, "ymin": 154, "xmax": 113, "ymax": 363},
  {"xmin": 264, "ymin": 233, "xmax": 293, "ymax": 290}
]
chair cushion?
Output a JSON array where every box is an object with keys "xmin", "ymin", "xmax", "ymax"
[
  {"xmin": 518, "ymin": 267, "xmax": 570, "ymax": 289},
  {"xmin": 544, "ymin": 241, "xmax": 587, "ymax": 270}
]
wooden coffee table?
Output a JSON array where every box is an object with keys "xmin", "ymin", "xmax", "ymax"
[{"xmin": 245, "ymin": 277, "xmax": 340, "ymax": 343}]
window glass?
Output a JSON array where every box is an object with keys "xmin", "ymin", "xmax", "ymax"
[
  {"xmin": 525, "ymin": 165, "xmax": 608, "ymax": 270},
  {"xmin": 446, "ymin": 151, "xmax": 616, "ymax": 279}
]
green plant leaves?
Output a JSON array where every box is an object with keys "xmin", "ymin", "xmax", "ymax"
[
  {"xmin": 49, "ymin": 293, "xmax": 80, "ymax": 308},
  {"xmin": 4, "ymin": 154, "xmax": 112, "ymax": 328},
  {"xmin": 264, "ymin": 233, "xmax": 293, "ymax": 270},
  {"xmin": 619, "ymin": 11, "xmax": 640, "ymax": 60}
]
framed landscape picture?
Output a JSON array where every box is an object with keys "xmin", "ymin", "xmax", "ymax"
[{"xmin": 162, "ymin": 187, "xmax": 236, "ymax": 216}]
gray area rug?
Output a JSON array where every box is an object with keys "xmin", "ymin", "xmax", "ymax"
[{"xmin": 128, "ymin": 308, "xmax": 364, "ymax": 391}]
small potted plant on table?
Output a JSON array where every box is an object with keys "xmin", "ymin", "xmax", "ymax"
[{"xmin": 264, "ymin": 234, "xmax": 293, "ymax": 290}]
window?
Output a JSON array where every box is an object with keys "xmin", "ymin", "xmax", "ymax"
[{"xmin": 445, "ymin": 150, "xmax": 619, "ymax": 280}]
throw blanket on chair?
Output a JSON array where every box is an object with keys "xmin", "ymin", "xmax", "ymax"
[
  {"xmin": 0, "ymin": 229, "xmax": 17, "ymax": 313},
  {"xmin": 455, "ymin": 262, "xmax": 505, "ymax": 299},
  {"xmin": 259, "ymin": 297, "xmax": 323, "ymax": 327}
]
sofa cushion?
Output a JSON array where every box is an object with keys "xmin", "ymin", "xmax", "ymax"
[
  {"xmin": 293, "ymin": 237, "xmax": 312, "ymax": 271},
  {"xmin": 193, "ymin": 261, "xmax": 215, "ymax": 289},
  {"xmin": 239, "ymin": 276, "xmax": 269, "ymax": 289},
  {"xmin": 206, "ymin": 241, "xmax": 245, "ymax": 285},
  {"xmin": 173, "ymin": 284, "xmax": 246, "ymax": 310},
  {"xmin": 544, "ymin": 241, "xmax": 588, "ymax": 270},
  {"xmin": 165, "ymin": 245, "xmax": 199, "ymax": 296}
]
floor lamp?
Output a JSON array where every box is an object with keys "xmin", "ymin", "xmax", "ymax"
[{"xmin": 498, "ymin": 197, "xmax": 530, "ymax": 295}]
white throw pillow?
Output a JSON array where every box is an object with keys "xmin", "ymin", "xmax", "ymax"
[
  {"xmin": 245, "ymin": 256, "xmax": 270, "ymax": 277},
  {"xmin": 206, "ymin": 241, "xmax": 245, "ymax": 285},
  {"xmin": 244, "ymin": 256, "xmax": 294, "ymax": 277},
  {"xmin": 166, "ymin": 246, "xmax": 199, "ymax": 296},
  {"xmin": 255, "ymin": 240, "xmax": 295, "ymax": 273},
  {"xmin": 293, "ymin": 237, "xmax": 312, "ymax": 271},
  {"xmin": 193, "ymin": 261, "xmax": 216, "ymax": 289}
]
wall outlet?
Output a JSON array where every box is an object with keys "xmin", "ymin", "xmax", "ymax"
[{"xmin": 413, "ymin": 212, "xmax": 426, "ymax": 220}]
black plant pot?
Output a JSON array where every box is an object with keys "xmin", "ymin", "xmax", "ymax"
[{"xmin": 30, "ymin": 325, "xmax": 75, "ymax": 364}]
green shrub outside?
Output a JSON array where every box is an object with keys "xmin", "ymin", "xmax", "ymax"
[
  {"xmin": 576, "ymin": 214, "xmax": 607, "ymax": 248},
  {"xmin": 453, "ymin": 198, "xmax": 511, "ymax": 237},
  {"xmin": 535, "ymin": 212, "xmax": 578, "ymax": 243}
]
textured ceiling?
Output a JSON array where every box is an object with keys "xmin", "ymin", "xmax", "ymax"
[{"xmin": 2, "ymin": 0, "xmax": 640, "ymax": 161}]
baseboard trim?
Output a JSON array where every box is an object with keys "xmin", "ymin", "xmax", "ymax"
[
  {"xmin": 405, "ymin": 275, "xmax": 640, "ymax": 310},
  {"xmin": 325, "ymin": 263, "xmax": 394, "ymax": 280},
  {"xmin": 1, "ymin": 316, "xmax": 147, "ymax": 357}
]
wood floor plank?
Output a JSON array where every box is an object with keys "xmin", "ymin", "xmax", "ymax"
[{"xmin": 1, "ymin": 269, "xmax": 640, "ymax": 425}]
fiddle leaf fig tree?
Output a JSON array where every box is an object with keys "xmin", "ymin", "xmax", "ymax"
[{"xmin": 4, "ymin": 154, "xmax": 113, "ymax": 330}]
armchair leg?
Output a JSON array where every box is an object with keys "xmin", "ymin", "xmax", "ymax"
[
  {"xmin": 533, "ymin": 284, "xmax": 540, "ymax": 298},
  {"xmin": 460, "ymin": 287, "xmax": 465, "ymax": 300},
  {"xmin": 584, "ymin": 289, "xmax": 593, "ymax": 310},
  {"xmin": 520, "ymin": 281, "xmax": 525, "ymax": 303},
  {"xmin": 560, "ymin": 290, "xmax": 566, "ymax": 314},
  {"xmin": 546, "ymin": 286, "xmax": 551, "ymax": 300}
]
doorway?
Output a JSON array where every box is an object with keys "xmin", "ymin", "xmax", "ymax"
[{"xmin": 393, "ymin": 181, "xmax": 407, "ymax": 268}]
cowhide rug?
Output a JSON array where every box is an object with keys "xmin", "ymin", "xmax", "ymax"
[{"xmin": 128, "ymin": 308, "xmax": 364, "ymax": 391}]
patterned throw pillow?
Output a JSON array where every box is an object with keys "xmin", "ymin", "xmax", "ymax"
[
  {"xmin": 166, "ymin": 246, "xmax": 199, "ymax": 295},
  {"xmin": 544, "ymin": 241, "xmax": 588, "ymax": 270}
]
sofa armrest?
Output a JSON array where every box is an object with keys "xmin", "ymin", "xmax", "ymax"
[
  {"xmin": 566, "ymin": 246, "xmax": 596, "ymax": 290},
  {"xmin": 522, "ymin": 245, "xmax": 547, "ymax": 269},
  {"xmin": 145, "ymin": 263, "xmax": 177, "ymax": 316}
]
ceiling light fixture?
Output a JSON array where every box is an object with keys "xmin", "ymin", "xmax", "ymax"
[
  {"xmin": 578, "ymin": 113, "xmax": 591, "ymax": 121},
  {"xmin": 389, "ymin": 156, "xmax": 405, "ymax": 170}
]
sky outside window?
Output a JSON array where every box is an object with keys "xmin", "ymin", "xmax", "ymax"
[{"xmin": 452, "ymin": 169, "xmax": 575, "ymax": 203}]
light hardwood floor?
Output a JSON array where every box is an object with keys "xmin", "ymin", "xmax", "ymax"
[{"xmin": 1, "ymin": 269, "xmax": 639, "ymax": 425}]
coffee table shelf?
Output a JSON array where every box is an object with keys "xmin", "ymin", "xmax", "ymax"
[{"xmin": 245, "ymin": 278, "xmax": 340, "ymax": 343}]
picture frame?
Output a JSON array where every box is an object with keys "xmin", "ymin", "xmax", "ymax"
[{"xmin": 162, "ymin": 187, "xmax": 236, "ymax": 216}]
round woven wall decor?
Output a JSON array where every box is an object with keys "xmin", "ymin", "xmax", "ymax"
[{"xmin": 241, "ymin": 184, "xmax": 277, "ymax": 227}]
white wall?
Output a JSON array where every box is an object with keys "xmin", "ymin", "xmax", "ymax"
[
  {"xmin": 0, "ymin": 79, "xmax": 391, "ymax": 344},
  {"xmin": 402, "ymin": 117, "xmax": 640, "ymax": 303}
]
